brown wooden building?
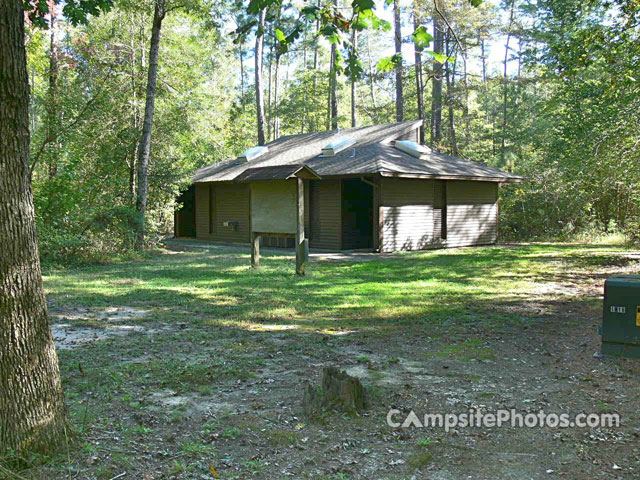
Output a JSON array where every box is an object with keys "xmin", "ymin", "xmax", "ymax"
[{"xmin": 175, "ymin": 121, "xmax": 522, "ymax": 252}]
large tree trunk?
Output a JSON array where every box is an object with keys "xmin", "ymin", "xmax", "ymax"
[
  {"xmin": 413, "ymin": 9, "xmax": 424, "ymax": 143},
  {"xmin": 393, "ymin": 0, "xmax": 403, "ymax": 122},
  {"xmin": 0, "ymin": 0, "xmax": 68, "ymax": 454},
  {"xmin": 430, "ymin": 7, "xmax": 443, "ymax": 148},
  {"xmin": 135, "ymin": 0, "xmax": 166, "ymax": 249},
  {"xmin": 255, "ymin": 7, "xmax": 267, "ymax": 145}
]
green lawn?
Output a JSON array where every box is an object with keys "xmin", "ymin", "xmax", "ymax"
[
  {"xmin": 44, "ymin": 243, "xmax": 629, "ymax": 333},
  {"xmin": 26, "ymin": 242, "xmax": 639, "ymax": 479}
]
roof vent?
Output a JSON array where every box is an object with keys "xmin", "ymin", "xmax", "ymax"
[
  {"xmin": 321, "ymin": 136, "xmax": 356, "ymax": 156},
  {"xmin": 239, "ymin": 145, "xmax": 269, "ymax": 162},
  {"xmin": 394, "ymin": 140, "xmax": 431, "ymax": 159}
]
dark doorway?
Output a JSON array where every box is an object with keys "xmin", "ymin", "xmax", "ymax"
[
  {"xmin": 433, "ymin": 180, "xmax": 447, "ymax": 241},
  {"xmin": 174, "ymin": 185, "xmax": 196, "ymax": 237},
  {"xmin": 342, "ymin": 179, "xmax": 374, "ymax": 249}
]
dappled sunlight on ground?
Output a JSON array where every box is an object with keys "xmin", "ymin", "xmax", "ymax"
[{"xmin": 34, "ymin": 242, "xmax": 640, "ymax": 479}]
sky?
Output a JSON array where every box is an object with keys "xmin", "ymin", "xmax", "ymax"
[{"xmin": 372, "ymin": 0, "xmax": 518, "ymax": 77}]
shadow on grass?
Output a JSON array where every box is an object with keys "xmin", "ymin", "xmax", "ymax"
[{"xmin": 43, "ymin": 242, "xmax": 635, "ymax": 339}]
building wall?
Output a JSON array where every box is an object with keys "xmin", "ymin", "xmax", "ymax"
[
  {"xmin": 380, "ymin": 178, "xmax": 435, "ymax": 252},
  {"xmin": 195, "ymin": 182, "xmax": 251, "ymax": 243},
  {"xmin": 445, "ymin": 180, "xmax": 498, "ymax": 248},
  {"xmin": 395, "ymin": 128, "xmax": 419, "ymax": 143},
  {"xmin": 193, "ymin": 177, "xmax": 498, "ymax": 251},
  {"xmin": 309, "ymin": 179, "xmax": 342, "ymax": 250}
]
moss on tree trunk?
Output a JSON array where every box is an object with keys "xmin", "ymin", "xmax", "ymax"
[{"xmin": 0, "ymin": 0, "xmax": 68, "ymax": 454}]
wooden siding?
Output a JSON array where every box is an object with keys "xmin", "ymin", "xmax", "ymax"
[
  {"xmin": 380, "ymin": 178, "xmax": 435, "ymax": 252},
  {"xmin": 309, "ymin": 179, "xmax": 341, "ymax": 250},
  {"xmin": 195, "ymin": 184, "xmax": 209, "ymax": 240},
  {"xmin": 195, "ymin": 182, "xmax": 250, "ymax": 243},
  {"xmin": 446, "ymin": 181, "xmax": 498, "ymax": 248},
  {"xmin": 395, "ymin": 128, "xmax": 419, "ymax": 143}
]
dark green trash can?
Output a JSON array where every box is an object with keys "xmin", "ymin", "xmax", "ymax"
[{"xmin": 601, "ymin": 275, "xmax": 640, "ymax": 358}]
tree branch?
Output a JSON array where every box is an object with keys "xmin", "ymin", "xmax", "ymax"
[
  {"xmin": 433, "ymin": 0, "xmax": 465, "ymax": 59},
  {"xmin": 30, "ymin": 69, "xmax": 113, "ymax": 176}
]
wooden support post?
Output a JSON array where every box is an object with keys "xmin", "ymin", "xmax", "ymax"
[
  {"xmin": 251, "ymin": 231, "xmax": 261, "ymax": 268},
  {"xmin": 378, "ymin": 205, "xmax": 384, "ymax": 253},
  {"xmin": 296, "ymin": 177, "xmax": 306, "ymax": 275}
]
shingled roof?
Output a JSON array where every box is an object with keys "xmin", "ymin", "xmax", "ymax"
[{"xmin": 193, "ymin": 120, "xmax": 522, "ymax": 184}]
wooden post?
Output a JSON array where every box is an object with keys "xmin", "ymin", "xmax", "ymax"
[
  {"xmin": 251, "ymin": 231, "xmax": 261, "ymax": 268},
  {"xmin": 378, "ymin": 205, "xmax": 384, "ymax": 253},
  {"xmin": 296, "ymin": 177, "xmax": 305, "ymax": 275}
]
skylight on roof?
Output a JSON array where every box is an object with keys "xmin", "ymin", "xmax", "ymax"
[
  {"xmin": 394, "ymin": 140, "xmax": 431, "ymax": 159},
  {"xmin": 321, "ymin": 136, "xmax": 356, "ymax": 156},
  {"xmin": 239, "ymin": 146, "xmax": 268, "ymax": 161}
]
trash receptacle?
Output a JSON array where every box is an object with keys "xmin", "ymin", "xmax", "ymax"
[{"xmin": 601, "ymin": 275, "xmax": 640, "ymax": 358}]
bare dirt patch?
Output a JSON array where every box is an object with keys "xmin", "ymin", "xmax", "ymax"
[{"xmin": 49, "ymin": 306, "xmax": 167, "ymax": 350}]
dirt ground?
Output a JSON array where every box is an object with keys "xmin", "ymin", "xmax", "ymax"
[{"xmin": 25, "ymin": 245, "xmax": 640, "ymax": 480}]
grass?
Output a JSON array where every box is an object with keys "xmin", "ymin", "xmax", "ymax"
[
  {"xmin": 44, "ymin": 243, "xmax": 631, "ymax": 333},
  {"xmin": 31, "ymin": 241, "xmax": 638, "ymax": 478}
]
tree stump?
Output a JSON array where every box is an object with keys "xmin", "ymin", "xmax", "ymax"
[{"xmin": 303, "ymin": 367, "xmax": 368, "ymax": 417}]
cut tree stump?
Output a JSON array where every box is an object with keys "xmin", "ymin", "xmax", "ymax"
[{"xmin": 303, "ymin": 367, "xmax": 368, "ymax": 417}]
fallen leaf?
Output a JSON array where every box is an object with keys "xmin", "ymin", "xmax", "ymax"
[{"xmin": 209, "ymin": 465, "xmax": 220, "ymax": 478}]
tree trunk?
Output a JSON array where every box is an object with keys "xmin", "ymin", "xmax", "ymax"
[
  {"xmin": 135, "ymin": 0, "xmax": 166, "ymax": 250},
  {"xmin": 393, "ymin": 0, "xmax": 403, "ymax": 122},
  {"xmin": 480, "ymin": 37, "xmax": 487, "ymax": 85},
  {"xmin": 366, "ymin": 33, "xmax": 379, "ymax": 124},
  {"xmin": 255, "ymin": 7, "xmax": 267, "ymax": 145},
  {"xmin": 273, "ymin": 54, "xmax": 280, "ymax": 139},
  {"xmin": 129, "ymin": 13, "xmax": 139, "ymax": 205},
  {"xmin": 328, "ymin": 41, "xmax": 338, "ymax": 130},
  {"xmin": 413, "ymin": 9, "xmax": 424, "ymax": 143},
  {"xmin": 445, "ymin": 36, "xmax": 458, "ymax": 156},
  {"xmin": 46, "ymin": 2, "xmax": 59, "ymax": 179},
  {"xmin": 301, "ymin": 46, "xmax": 307, "ymax": 133},
  {"xmin": 267, "ymin": 41, "xmax": 272, "ymax": 141},
  {"xmin": 0, "ymin": 0, "xmax": 68, "ymax": 454},
  {"xmin": 309, "ymin": 0, "xmax": 320, "ymax": 133},
  {"xmin": 239, "ymin": 46, "xmax": 245, "ymax": 112},
  {"xmin": 350, "ymin": 28, "xmax": 357, "ymax": 128},
  {"xmin": 501, "ymin": 0, "xmax": 515, "ymax": 159},
  {"xmin": 462, "ymin": 41, "xmax": 470, "ymax": 149},
  {"xmin": 430, "ymin": 8, "xmax": 443, "ymax": 148}
]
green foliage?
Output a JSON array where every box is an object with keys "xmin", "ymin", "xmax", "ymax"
[
  {"xmin": 376, "ymin": 53, "xmax": 402, "ymax": 72},
  {"xmin": 25, "ymin": 0, "xmax": 113, "ymax": 28},
  {"xmin": 412, "ymin": 25, "xmax": 433, "ymax": 50},
  {"xmin": 29, "ymin": 7, "xmax": 244, "ymax": 263},
  {"xmin": 26, "ymin": 0, "xmax": 640, "ymax": 262}
]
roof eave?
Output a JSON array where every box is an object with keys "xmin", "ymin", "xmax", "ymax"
[{"xmin": 379, "ymin": 171, "xmax": 523, "ymax": 183}]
